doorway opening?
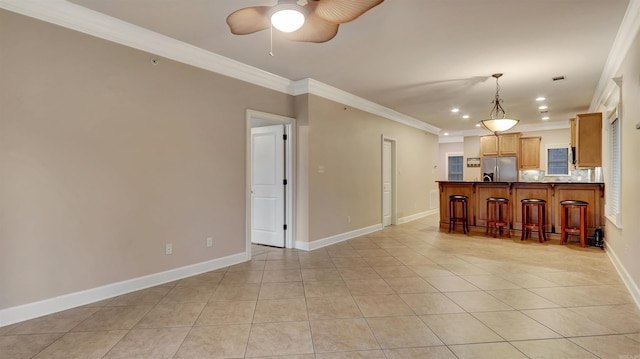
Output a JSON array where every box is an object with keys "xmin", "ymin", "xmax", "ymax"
[
  {"xmin": 382, "ymin": 136, "xmax": 397, "ymax": 227},
  {"xmin": 246, "ymin": 110, "xmax": 295, "ymax": 259}
]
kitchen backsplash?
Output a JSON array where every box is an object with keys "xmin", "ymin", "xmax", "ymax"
[{"xmin": 519, "ymin": 168, "xmax": 603, "ymax": 182}]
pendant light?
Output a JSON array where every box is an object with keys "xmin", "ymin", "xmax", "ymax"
[{"xmin": 480, "ymin": 73, "xmax": 519, "ymax": 134}]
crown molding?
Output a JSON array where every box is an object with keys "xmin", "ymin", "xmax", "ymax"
[
  {"xmin": 0, "ymin": 0, "xmax": 441, "ymax": 135},
  {"xmin": 590, "ymin": 0, "xmax": 640, "ymax": 111},
  {"xmin": 438, "ymin": 136, "xmax": 464, "ymax": 144},
  {"xmin": 293, "ymin": 79, "xmax": 441, "ymax": 134},
  {"xmin": 0, "ymin": 0, "xmax": 294, "ymax": 94}
]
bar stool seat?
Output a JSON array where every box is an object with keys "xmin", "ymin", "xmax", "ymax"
[
  {"xmin": 449, "ymin": 195, "xmax": 469, "ymax": 234},
  {"xmin": 486, "ymin": 197, "xmax": 510, "ymax": 238},
  {"xmin": 560, "ymin": 200, "xmax": 589, "ymax": 248},
  {"xmin": 521, "ymin": 199, "xmax": 546, "ymax": 243}
]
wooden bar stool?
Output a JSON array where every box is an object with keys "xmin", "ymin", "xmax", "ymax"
[
  {"xmin": 448, "ymin": 195, "xmax": 469, "ymax": 234},
  {"xmin": 560, "ymin": 200, "xmax": 588, "ymax": 248},
  {"xmin": 486, "ymin": 197, "xmax": 510, "ymax": 238},
  {"xmin": 521, "ymin": 199, "xmax": 546, "ymax": 243}
]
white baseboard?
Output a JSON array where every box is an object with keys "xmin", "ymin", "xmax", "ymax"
[
  {"xmin": 1, "ymin": 209, "xmax": 441, "ymax": 327},
  {"xmin": 398, "ymin": 209, "xmax": 439, "ymax": 224},
  {"xmin": 294, "ymin": 211, "xmax": 439, "ymax": 252},
  {"xmin": 295, "ymin": 223, "xmax": 383, "ymax": 251},
  {"xmin": 606, "ymin": 244, "xmax": 640, "ymax": 309},
  {"xmin": 0, "ymin": 252, "xmax": 247, "ymax": 327}
]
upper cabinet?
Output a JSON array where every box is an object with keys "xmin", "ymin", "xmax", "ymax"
[
  {"xmin": 480, "ymin": 135, "xmax": 499, "ymax": 156},
  {"xmin": 570, "ymin": 113, "xmax": 602, "ymax": 168},
  {"xmin": 499, "ymin": 133, "xmax": 520, "ymax": 156},
  {"xmin": 480, "ymin": 133, "xmax": 520, "ymax": 156},
  {"xmin": 519, "ymin": 137, "xmax": 541, "ymax": 169}
]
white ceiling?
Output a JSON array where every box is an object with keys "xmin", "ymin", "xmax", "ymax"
[{"xmin": 5, "ymin": 0, "xmax": 633, "ymax": 137}]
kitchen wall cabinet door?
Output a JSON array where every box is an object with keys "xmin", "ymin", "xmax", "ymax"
[
  {"xmin": 480, "ymin": 135, "xmax": 499, "ymax": 156},
  {"xmin": 499, "ymin": 133, "xmax": 520, "ymax": 156},
  {"xmin": 520, "ymin": 137, "xmax": 541, "ymax": 169},
  {"xmin": 573, "ymin": 112, "xmax": 602, "ymax": 168}
]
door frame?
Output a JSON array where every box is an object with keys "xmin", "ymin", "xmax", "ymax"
[
  {"xmin": 246, "ymin": 110, "xmax": 296, "ymax": 260},
  {"xmin": 381, "ymin": 136, "xmax": 398, "ymax": 226}
]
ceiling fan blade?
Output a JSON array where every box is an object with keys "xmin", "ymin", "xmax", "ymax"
[
  {"xmin": 283, "ymin": 11, "xmax": 339, "ymax": 43},
  {"xmin": 226, "ymin": 6, "xmax": 271, "ymax": 35},
  {"xmin": 313, "ymin": 0, "xmax": 384, "ymax": 24}
]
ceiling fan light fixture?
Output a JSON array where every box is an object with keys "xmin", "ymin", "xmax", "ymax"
[
  {"xmin": 270, "ymin": 1, "xmax": 306, "ymax": 33},
  {"xmin": 481, "ymin": 73, "xmax": 519, "ymax": 134}
]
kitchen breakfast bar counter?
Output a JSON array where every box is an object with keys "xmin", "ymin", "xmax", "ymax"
[{"xmin": 438, "ymin": 181, "xmax": 605, "ymax": 240}]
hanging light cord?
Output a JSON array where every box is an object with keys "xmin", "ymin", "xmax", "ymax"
[
  {"xmin": 490, "ymin": 74, "xmax": 507, "ymax": 119},
  {"xmin": 269, "ymin": 24, "xmax": 275, "ymax": 56}
]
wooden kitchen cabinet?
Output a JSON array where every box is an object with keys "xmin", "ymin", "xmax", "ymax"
[
  {"xmin": 480, "ymin": 133, "xmax": 520, "ymax": 156},
  {"xmin": 520, "ymin": 137, "xmax": 541, "ymax": 169},
  {"xmin": 499, "ymin": 133, "xmax": 520, "ymax": 156},
  {"xmin": 480, "ymin": 135, "xmax": 499, "ymax": 156},
  {"xmin": 571, "ymin": 112, "xmax": 602, "ymax": 167}
]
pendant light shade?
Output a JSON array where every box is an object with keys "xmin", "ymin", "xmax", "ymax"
[
  {"xmin": 480, "ymin": 118, "xmax": 519, "ymax": 133},
  {"xmin": 480, "ymin": 73, "xmax": 519, "ymax": 134}
]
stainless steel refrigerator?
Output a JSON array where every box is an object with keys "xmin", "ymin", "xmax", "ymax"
[{"xmin": 482, "ymin": 156, "xmax": 518, "ymax": 182}]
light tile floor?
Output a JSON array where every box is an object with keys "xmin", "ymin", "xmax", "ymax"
[{"xmin": 2, "ymin": 214, "xmax": 640, "ymax": 358}]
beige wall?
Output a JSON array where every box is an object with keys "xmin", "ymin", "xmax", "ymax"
[
  {"xmin": 306, "ymin": 96, "xmax": 439, "ymax": 241},
  {"xmin": 0, "ymin": 9, "xmax": 442, "ymax": 312},
  {"xmin": 294, "ymin": 95, "xmax": 310, "ymax": 244},
  {"xmin": 598, "ymin": 30, "xmax": 640, "ymax": 294},
  {"xmin": 0, "ymin": 10, "xmax": 293, "ymax": 309}
]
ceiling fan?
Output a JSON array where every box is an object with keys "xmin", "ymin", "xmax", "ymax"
[{"xmin": 226, "ymin": 0, "xmax": 384, "ymax": 43}]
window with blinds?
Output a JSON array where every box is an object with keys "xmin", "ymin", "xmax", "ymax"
[
  {"xmin": 609, "ymin": 118, "xmax": 621, "ymax": 223},
  {"xmin": 447, "ymin": 156, "xmax": 463, "ymax": 181},
  {"xmin": 547, "ymin": 148, "xmax": 569, "ymax": 175},
  {"xmin": 545, "ymin": 145, "xmax": 570, "ymax": 176}
]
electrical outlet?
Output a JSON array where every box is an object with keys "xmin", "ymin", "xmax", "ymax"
[
  {"xmin": 165, "ymin": 243, "xmax": 173, "ymax": 255},
  {"xmin": 206, "ymin": 237, "xmax": 213, "ymax": 247}
]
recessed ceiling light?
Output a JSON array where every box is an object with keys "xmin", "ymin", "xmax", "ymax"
[
  {"xmin": 538, "ymin": 105, "xmax": 548, "ymax": 110},
  {"xmin": 451, "ymin": 108, "xmax": 460, "ymax": 113},
  {"xmin": 443, "ymin": 132, "xmax": 449, "ymax": 136},
  {"xmin": 475, "ymin": 123, "xmax": 481, "ymax": 127},
  {"xmin": 536, "ymin": 97, "xmax": 546, "ymax": 101},
  {"xmin": 542, "ymin": 116, "xmax": 550, "ymax": 120},
  {"xmin": 462, "ymin": 115, "xmax": 470, "ymax": 119}
]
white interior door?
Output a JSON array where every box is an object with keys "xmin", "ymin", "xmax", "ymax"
[
  {"xmin": 251, "ymin": 125, "xmax": 285, "ymax": 247},
  {"xmin": 382, "ymin": 140, "xmax": 393, "ymax": 227}
]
